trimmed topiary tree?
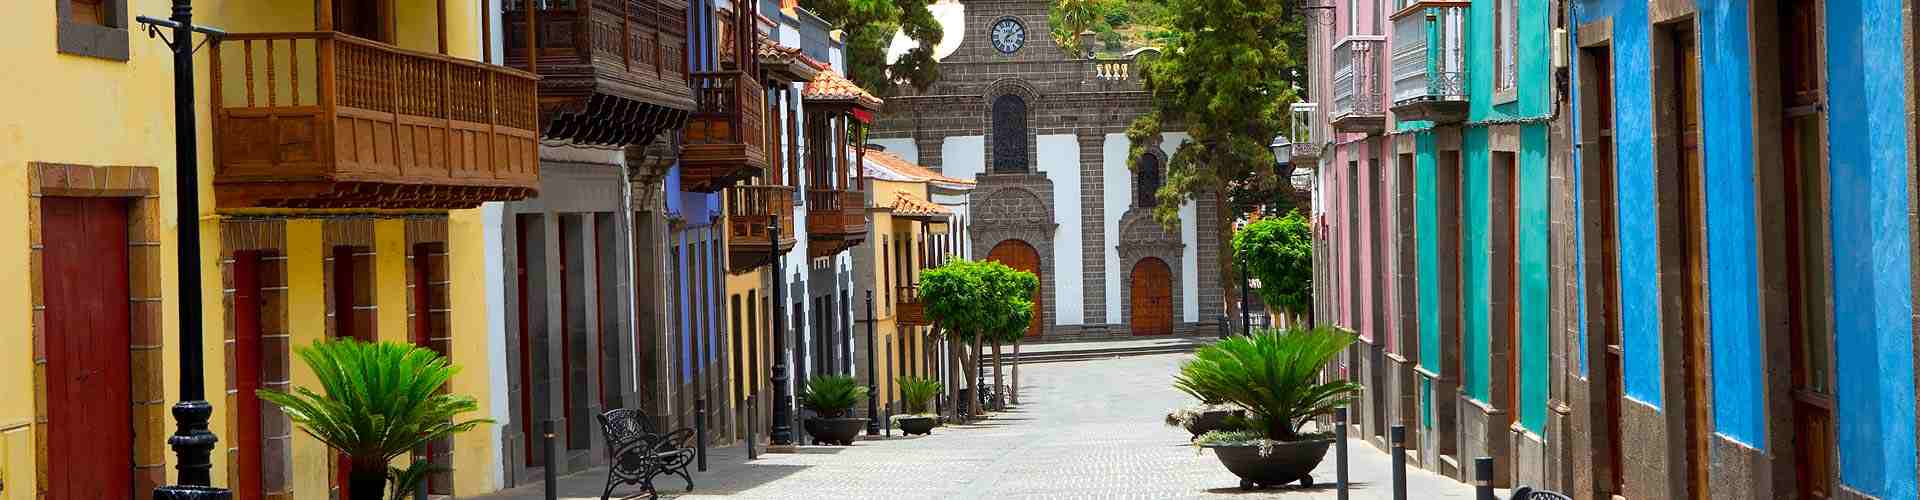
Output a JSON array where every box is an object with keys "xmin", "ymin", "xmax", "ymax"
[
  {"xmin": 1233, "ymin": 210, "xmax": 1314, "ymax": 326},
  {"xmin": 920, "ymin": 259, "xmax": 1037, "ymax": 416}
]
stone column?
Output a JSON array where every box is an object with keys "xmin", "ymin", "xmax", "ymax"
[{"xmin": 1076, "ymin": 131, "xmax": 1109, "ymax": 332}]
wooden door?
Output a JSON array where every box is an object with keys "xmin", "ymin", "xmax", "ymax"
[
  {"xmin": 1130, "ymin": 258, "xmax": 1173, "ymax": 336},
  {"xmin": 1779, "ymin": 2, "xmax": 1833, "ymax": 497},
  {"xmin": 986, "ymin": 240, "xmax": 1043, "ymax": 338},
  {"xmin": 333, "ymin": 0, "xmax": 390, "ymax": 42},
  {"xmin": 1670, "ymin": 25, "xmax": 1711, "ymax": 496},
  {"xmin": 42, "ymin": 197, "xmax": 133, "ymax": 500}
]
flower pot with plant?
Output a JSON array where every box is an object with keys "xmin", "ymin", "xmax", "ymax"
[
  {"xmin": 801, "ymin": 375, "xmax": 870, "ymax": 445},
  {"xmin": 1163, "ymin": 403, "xmax": 1247, "ymax": 440},
  {"xmin": 889, "ymin": 376, "xmax": 943, "ymax": 435},
  {"xmin": 1174, "ymin": 327, "xmax": 1362, "ymax": 490},
  {"xmin": 257, "ymin": 339, "xmax": 490, "ymax": 500}
]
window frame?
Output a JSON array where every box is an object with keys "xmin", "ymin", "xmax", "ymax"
[
  {"xmin": 56, "ymin": 0, "xmax": 129, "ymax": 61},
  {"xmin": 1493, "ymin": 0, "xmax": 1518, "ymax": 102}
]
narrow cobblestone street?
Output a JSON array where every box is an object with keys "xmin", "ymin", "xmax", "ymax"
[{"xmin": 479, "ymin": 350, "xmax": 1485, "ymax": 499}]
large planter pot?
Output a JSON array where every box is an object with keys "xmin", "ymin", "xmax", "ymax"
[
  {"xmin": 895, "ymin": 415, "xmax": 937, "ymax": 436},
  {"xmin": 804, "ymin": 417, "xmax": 867, "ymax": 445},
  {"xmin": 1202, "ymin": 436, "xmax": 1335, "ymax": 490},
  {"xmin": 1183, "ymin": 409, "xmax": 1245, "ymax": 439}
]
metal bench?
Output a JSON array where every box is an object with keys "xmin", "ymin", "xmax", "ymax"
[{"xmin": 597, "ymin": 408, "xmax": 696, "ymax": 500}]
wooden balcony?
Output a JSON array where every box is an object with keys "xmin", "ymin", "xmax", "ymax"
[
  {"xmin": 896, "ymin": 285, "xmax": 926, "ymax": 326},
  {"xmin": 1330, "ymin": 36, "xmax": 1387, "ymax": 135},
  {"xmin": 210, "ymin": 32, "xmax": 540, "ymax": 209},
  {"xmin": 681, "ymin": 71, "xmax": 769, "ymax": 192},
  {"xmin": 725, "ymin": 184, "xmax": 797, "ymax": 273},
  {"xmin": 504, "ymin": 0, "xmax": 696, "ymax": 145},
  {"xmin": 1389, "ymin": 1, "xmax": 1469, "ymax": 124},
  {"xmin": 806, "ymin": 188, "xmax": 866, "ymax": 258}
]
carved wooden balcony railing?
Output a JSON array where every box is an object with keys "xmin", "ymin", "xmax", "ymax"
[
  {"xmin": 896, "ymin": 285, "xmax": 926, "ymax": 326},
  {"xmin": 1389, "ymin": 0, "xmax": 1469, "ymax": 124},
  {"xmin": 682, "ymin": 71, "xmax": 768, "ymax": 192},
  {"xmin": 504, "ymin": 0, "xmax": 695, "ymax": 145},
  {"xmin": 210, "ymin": 32, "xmax": 540, "ymax": 209},
  {"xmin": 806, "ymin": 188, "xmax": 866, "ymax": 257},
  {"xmin": 1330, "ymin": 35, "xmax": 1387, "ymax": 134},
  {"xmin": 725, "ymin": 184, "xmax": 797, "ymax": 273}
]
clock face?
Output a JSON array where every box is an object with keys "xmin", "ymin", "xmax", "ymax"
[{"xmin": 991, "ymin": 19, "xmax": 1026, "ymax": 54}]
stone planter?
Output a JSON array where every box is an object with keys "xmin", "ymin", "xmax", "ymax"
[
  {"xmin": 1183, "ymin": 409, "xmax": 1245, "ymax": 439},
  {"xmin": 895, "ymin": 415, "xmax": 937, "ymax": 436},
  {"xmin": 1201, "ymin": 436, "xmax": 1334, "ymax": 490},
  {"xmin": 804, "ymin": 417, "xmax": 867, "ymax": 445}
]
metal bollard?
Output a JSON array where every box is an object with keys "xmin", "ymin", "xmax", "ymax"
[
  {"xmin": 695, "ymin": 398, "xmax": 709, "ymax": 472},
  {"xmin": 746, "ymin": 394, "xmax": 758, "ymax": 460},
  {"xmin": 883, "ymin": 402, "xmax": 893, "ymax": 435},
  {"xmin": 543, "ymin": 420, "xmax": 558, "ymax": 500},
  {"xmin": 1474, "ymin": 456, "xmax": 1496, "ymax": 500},
  {"xmin": 1334, "ymin": 407, "xmax": 1350, "ymax": 500},
  {"xmin": 1390, "ymin": 425, "xmax": 1407, "ymax": 500}
]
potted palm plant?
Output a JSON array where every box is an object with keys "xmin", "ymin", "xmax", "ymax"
[
  {"xmin": 1175, "ymin": 327, "xmax": 1362, "ymax": 490},
  {"xmin": 890, "ymin": 376, "xmax": 943, "ymax": 435},
  {"xmin": 800, "ymin": 375, "xmax": 870, "ymax": 445},
  {"xmin": 258, "ymin": 339, "xmax": 490, "ymax": 500}
]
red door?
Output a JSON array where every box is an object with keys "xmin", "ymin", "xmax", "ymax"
[
  {"xmin": 1130, "ymin": 258, "xmax": 1173, "ymax": 336},
  {"xmin": 232, "ymin": 251, "xmax": 265, "ymax": 500},
  {"xmin": 986, "ymin": 240, "xmax": 1043, "ymax": 338},
  {"xmin": 42, "ymin": 197, "xmax": 133, "ymax": 500}
]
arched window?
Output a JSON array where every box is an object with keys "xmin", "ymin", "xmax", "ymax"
[
  {"xmin": 991, "ymin": 94, "xmax": 1029, "ymax": 173},
  {"xmin": 1135, "ymin": 153, "xmax": 1163, "ymax": 207}
]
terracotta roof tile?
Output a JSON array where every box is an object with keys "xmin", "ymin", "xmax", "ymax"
[
  {"xmin": 887, "ymin": 191, "xmax": 952, "ymax": 218},
  {"xmin": 804, "ymin": 71, "xmax": 884, "ymax": 109},
  {"xmin": 858, "ymin": 147, "xmax": 974, "ymax": 188}
]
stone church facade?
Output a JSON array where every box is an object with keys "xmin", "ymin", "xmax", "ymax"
[{"xmin": 867, "ymin": 0, "xmax": 1225, "ymax": 338}]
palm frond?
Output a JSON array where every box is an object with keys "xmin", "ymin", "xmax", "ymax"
[
  {"xmin": 257, "ymin": 339, "xmax": 493, "ymax": 467},
  {"xmin": 1172, "ymin": 327, "xmax": 1360, "ymax": 440}
]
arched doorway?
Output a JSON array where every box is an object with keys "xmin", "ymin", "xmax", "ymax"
[
  {"xmin": 986, "ymin": 240, "xmax": 1043, "ymax": 338},
  {"xmin": 1130, "ymin": 257, "xmax": 1173, "ymax": 336}
]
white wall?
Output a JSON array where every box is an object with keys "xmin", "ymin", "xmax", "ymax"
[
  {"xmin": 868, "ymin": 138, "xmax": 918, "ymax": 163},
  {"xmin": 943, "ymin": 136, "xmax": 985, "ymax": 259},
  {"xmin": 1100, "ymin": 134, "xmax": 1130, "ymax": 324},
  {"xmin": 1037, "ymin": 134, "xmax": 1082, "ymax": 326},
  {"xmin": 1159, "ymin": 133, "xmax": 1199, "ymax": 323}
]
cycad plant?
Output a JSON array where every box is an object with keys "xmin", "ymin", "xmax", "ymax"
[
  {"xmin": 800, "ymin": 375, "xmax": 870, "ymax": 418},
  {"xmin": 257, "ymin": 339, "xmax": 490, "ymax": 500},
  {"xmin": 1172, "ymin": 327, "xmax": 1362, "ymax": 442},
  {"xmin": 897, "ymin": 376, "xmax": 944, "ymax": 415}
]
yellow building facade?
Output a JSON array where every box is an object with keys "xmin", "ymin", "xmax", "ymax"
[
  {"xmin": 3, "ymin": 0, "xmax": 509, "ymax": 498},
  {"xmin": 855, "ymin": 148, "xmax": 970, "ymax": 413}
]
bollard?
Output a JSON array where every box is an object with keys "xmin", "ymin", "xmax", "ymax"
[
  {"xmin": 542, "ymin": 420, "xmax": 558, "ymax": 500},
  {"xmin": 746, "ymin": 394, "xmax": 758, "ymax": 460},
  {"xmin": 1334, "ymin": 407, "xmax": 1350, "ymax": 500},
  {"xmin": 883, "ymin": 402, "xmax": 893, "ymax": 435},
  {"xmin": 1390, "ymin": 425, "xmax": 1407, "ymax": 500},
  {"xmin": 1474, "ymin": 456, "xmax": 1496, "ymax": 500},
  {"xmin": 695, "ymin": 398, "xmax": 709, "ymax": 472}
]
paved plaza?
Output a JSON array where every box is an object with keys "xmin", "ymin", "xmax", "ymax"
[{"xmin": 477, "ymin": 348, "xmax": 1487, "ymax": 499}]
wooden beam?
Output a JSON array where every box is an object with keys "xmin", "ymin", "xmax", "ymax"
[
  {"xmin": 526, "ymin": 0, "xmax": 538, "ymax": 73},
  {"xmin": 482, "ymin": 0, "xmax": 492, "ymax": 63},
  {"xmin": 438, "ymin": 0, "xmax": 449, "ymax": 54},
  {"xmin": 316, "ymin": 0, "xmax": 334, "ymax": 31}
]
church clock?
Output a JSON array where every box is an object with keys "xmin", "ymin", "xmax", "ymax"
[{"xmin": 991, "ymin": 18, "xmax": 1026, "ymax": 54}]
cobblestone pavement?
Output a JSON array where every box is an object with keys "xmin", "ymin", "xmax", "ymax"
[{"xmin": 476, "ymin": 351, "xmax": 1488, "ymax": 499}]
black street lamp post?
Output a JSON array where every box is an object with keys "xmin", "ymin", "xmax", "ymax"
[
  {"xmin": 864, "ymin": 291, "xmax": 879, "ymax": 435},
  {"xmin": 769, "ymin": 217, "xmax": 794, "ymax": 445},
  {"xmin": 137, "ymin": 2, "xmax": 231, "ymax": 498}
]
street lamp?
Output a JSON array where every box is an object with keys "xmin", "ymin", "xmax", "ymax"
[
  {"xmin": 1270, "ymin": 134, "xmax": 1293, "ymax": 168},
  {"xmin": 770, "ymin": 217, "xmax": 794, "ymax": 446},
  {"xmin": 136, "ymin": 2, "xmax": 232, "ymax": 498}
]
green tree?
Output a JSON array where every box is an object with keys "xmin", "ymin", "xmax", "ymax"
[
  {"xmin": 920, "ymin": 259, "xmax": 1036, "ymax": 417},
  {"xmin": 1049, "ymin": 0, "xmax": 1107, "ymax": 55},
  {"xmin": 1123, "ymin": 0, "xmax": 1309, "ymax": 322},
  {"xmin": 802, "ymin": 0, "xmax": 944, "ymax": 95},
  {"xmin": 1233, "ymin": 210, "xmax": 1313, "ymax": 321},
  {"xmin": 257, "ymin": 339, "xmax": 489, "ymax": 500}
]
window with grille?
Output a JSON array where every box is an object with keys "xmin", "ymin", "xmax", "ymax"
[{"xmin": 991, "ymin": 94, "xmax": 1029, "ymax": 173}]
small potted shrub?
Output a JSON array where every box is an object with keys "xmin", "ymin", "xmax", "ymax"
[
  {"xmin": 1163, "ymin": 402, "xmax": 1246, "ymax": 440},
  {"xmin": 1175, "ymin": 327, "xmax": 1362, "ymax": 490},
  {"xmin": 258, "ymin": 339, "xmax": 489, "ymax": 500},
  {"xmin": 801, "ymin": 375, "xmax": 870, "ymax": 445},
  {"xmin": 890, "ymin": 376, "xmax": 943, "ymax": 435}
]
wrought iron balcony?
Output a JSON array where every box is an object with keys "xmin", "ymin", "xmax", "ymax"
[
  {"xmin": 806, "ymin": 188, "xmax": 867, "ymax": 258},
  {"xmin": 1287, "ymin": 102, "xmax": 1321, "ymax": 164},
  {"xmin": 725, "ymin": 184, "xmax": 797, "ymax": 273},
  {"xmin": 682, "ymin": 71, "xmax": 769, "ymax": 192},
  {"xmin": 1389, "ymin": 0, "xmax": 1469, "ymax": 124},
  {"xmin": 1330, "ymin": 35, "xmax": 1387, "ymax": 134},
  {"xmin": 210, "ymin": 32, "xmax": 540, "ymax": 209},
  {"xmin": 504, "ymin": 0, "xmax": 696, "ymax": 145}
]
